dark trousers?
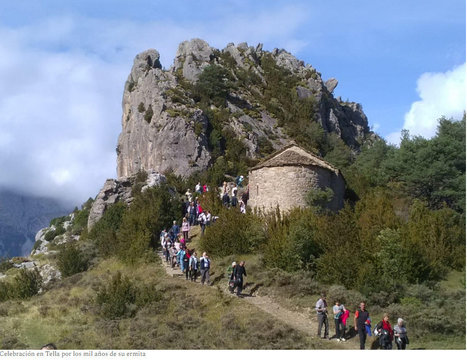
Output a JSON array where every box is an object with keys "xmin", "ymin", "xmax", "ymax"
[
  {"xmin": 183, "ymin": 231, "xmax": 189, "ymax": 240},
  {"xmin": 334, "ymin": 319, "xmax": 343, "ymax": 339},
  {"xmin": 190, "ymin": 268, "xmax": 198, "ymax": 281},
  {"xmin": 200, "ymin": 269, "xmax": 210, "ymax": 285},
  {"xmin": 183, "ymin": 262, "xmax": 189, "ymax": 279},
  {"xmin": 396, "ymin": 338, "xmax": 406, "ymax": 350},
  {"xmin": 234, "ymin": 278, "xmax": 243, "ymax": 295},
  {"xmin": 358, "ymin": 327, "xmax": 366, "ymax": 349},
  {"xmin": 317, "ymin": 314, "xmax": 329, "ymax": 338}
]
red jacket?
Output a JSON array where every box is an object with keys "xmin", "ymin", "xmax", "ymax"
[{"xmin": 380, "ymin": 320, "xmax": 394, "ymax": 341}]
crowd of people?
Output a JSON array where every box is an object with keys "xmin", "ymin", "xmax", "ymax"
[
  {"xmin": 315, "ymin": 294, "xmax": 409, "ymax": 350},
  {"xmin": 160, "ymin": 225, "xmax": 212, "ymax": 285}
]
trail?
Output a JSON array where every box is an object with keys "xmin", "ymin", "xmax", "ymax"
[{"xmin": 157, "ymin": 250, "xmax": 356, "ymax": 349}]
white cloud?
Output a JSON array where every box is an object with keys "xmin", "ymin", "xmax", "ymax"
[{"xmin": 402, "ymin": 63, "xmax": 466, "ymax": 139}]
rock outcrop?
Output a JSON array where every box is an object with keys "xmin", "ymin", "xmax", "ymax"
[
  {"xmin": 87, "ymin": 170, "xmax": 166, "ymax": 230},
  {"xmin": 116, "ymin": 39, "xmax": 371, "ymax": 179}
]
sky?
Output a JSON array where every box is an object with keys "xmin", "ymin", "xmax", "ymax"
[{"xmin": 0, "ymin": 0, "xmax": 465, "ymax": 207}]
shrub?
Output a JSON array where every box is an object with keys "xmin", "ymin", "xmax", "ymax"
[
  {"xmin": 138, "ymin": 102, "xmax": 145, "ymax": 113},
  {"xmin": 50, "ymin": 215, "xmax": 70, "ymax": 227},
  {"xmin": 72, "ymin": 207, "xmax": 90, "ymax": 234},
  {"xmin": 305, "ymin": 187, "xmax": 334, "ymax": 212},
  {"xmin": 43, "ymin": 223, "xmax": 66, "ymax": 242},
  {"xmin": 115, "ymin": 185, "xmax": 180, "ymax": 263},
  {"xmin": 0, "ymin": 258, "xmax": 12, "ymax": 273},
  {"xmin": 144, "ymin": 105, "xmax": 154, "ymax": 123},
  {"xmin": 57, "ymin": 243, "xmax": 89, "ymax": 277},
  {"xmin": 194, "ymin": 64, "xmax": 232, "ymax": 106},
  {"xmin": 95, "ymin": 272, "xmax": 137, "ymax": 319},
  {"xmin": 89, "ymin": 202, "xmax": 127, "ymax": 257},
  {"xmin": 11, "ymin": 269, "xmax": 42, "ymax": 299},
  {"xmin": 201, "ymin": 208, "xmax": 265, "ymax": 257}
]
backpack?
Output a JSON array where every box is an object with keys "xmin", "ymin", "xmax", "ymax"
[{"xmin": 373, "ymin": 324, "xmax": 380, "ymax": 337}]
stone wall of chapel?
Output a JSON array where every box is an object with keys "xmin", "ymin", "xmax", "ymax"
[{"xmin": 248, "ymin": 165, "xmax": 344, "ymax": 212}]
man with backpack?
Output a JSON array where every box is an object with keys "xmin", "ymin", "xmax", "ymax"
[
  {"xmin": 354, "ymin": 301, "xmax": 370, "ymax": 349},
  {"xmin": 199, "ymin": 252, "xmax": 211, "ymax": 286},
  {"xmin": 316, "ymin": 293, "xmax": 329, "ymax": 339}
]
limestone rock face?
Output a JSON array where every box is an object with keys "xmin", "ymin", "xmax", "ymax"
[
  {"xmin": 325, "ymin": 78, "xmax": 338, "ymax": 93},
  {"xmin": 116, "ymin": 39, "xmax": 372, "ymax": 181},
  {"xmin": 117, "ymin": 40, "xmax": 211, "ymax": 179},
  {"xmin": 173, "ymin": 38, "xmax": 214, "ymax": 82}
]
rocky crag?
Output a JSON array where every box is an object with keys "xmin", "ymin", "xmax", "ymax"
[{"xmin": 116, "ymin": 38, "xmax": 371, "ymax": 179}]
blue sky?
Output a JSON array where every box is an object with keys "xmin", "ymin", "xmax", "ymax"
[{"xmin": 0, "ymin": 0, "xmax": 465, "ymax": 206}]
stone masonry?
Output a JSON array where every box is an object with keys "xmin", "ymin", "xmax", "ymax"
[{"xmin": 248, "ymin": 145, "xmax": 345, "ymax": 212}]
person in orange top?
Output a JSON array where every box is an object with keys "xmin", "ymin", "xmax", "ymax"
[{"xmin": 354, "ymin": 302, "xmax": 370, "ymax": 349}]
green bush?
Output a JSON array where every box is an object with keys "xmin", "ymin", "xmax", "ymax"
[
  {"xmin": 96, "ymin": 272, "xmax": 137, "ymax": 319},
  {"xmin": 194, "ymin": 64, "xmax": 232, "ymax": 106},
  {"xmin": 0, "ymin": 258, "xmax": 12, "ymax": 273},
  {"xmin": 115, "ymin": 185, "xmax": 180, "ymax": 264},
  {"xmin": 72, "ymin": 207, "xmax": 90, "ymax": 234},
  {"xmin": 144, "ymin": 105, "xmax": 154, "ymax": 123},
  {"xmin": 50, "ymin": 215, "xmax": 70, "ymax": 227},
  {"xmin": 44, "ymin": 223, "xmax": 66, "ymax": 242},
  {"xmin": 201, "ymin": 208, "xmax": 265, "ymax": 257},
  {"xmin": 57, "ymin": 243, "xmax": 89, "ymax": 277},
  {"xmin": 11, "ymin": 269, "xmax": 42, "ymax": 300},
  {"xmin": 89, "ymin": 202, "xmax": 127, "ymax": 257}
]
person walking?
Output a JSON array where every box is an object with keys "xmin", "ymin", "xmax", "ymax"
[
  {"xmin": 228, "ymin": 262, "xmax": 236, "ymax": 293},
  {"xmin": 375, "ymin": 313, "xmax": 394, "ymax": 350},
  {"xmin": 316, "ymin": 293, "xmax": 329, "ymax": 340},
  {"xmin": 394, "ymin": 318, "xmax": 409, "ymax": 350},
  {"xmin": 183, "ymin": 248, "xmax": 190, "ymax": 280},
  {"xmin": 341, "ymin": 307, "xmax": 350, "ymax": 340},
  {"xmin": 354, "ymin": 301, "xmax": 370, "ymax": 349},
  {"xmin": 188, "ymin": 202, "xmax": 196, "ymax": 226},
  {"xmin": 333, "ymin": 300, "xmax": 346, "ymax": 341},
  {"xmin": 199, "ymin": 210, "xmax": 207, "ymax": 235},
  {"xmin": 170, "ymin": 220, "xmax": 180, "ymax": 242},
  {"xmin": 181, "ymin": 217, "xmax": 190, "ymax": 241},
  {"xmin": 189, "ymin": 251, "xmax": 199, "ymax": 282},
  {"xmin": 177, "ymin": 247, "xmax": 185, "ymax": 273},
  {"xmin": 233, "ymin": 261, "xmax": 247, "ymax": 297},
  {"xmin": 185, "ymin": 189, "xmax": 193, "ymax": 203},
  {"xmin": 199, "ymin": 252, "xmax": 211, "ymax": 286}
]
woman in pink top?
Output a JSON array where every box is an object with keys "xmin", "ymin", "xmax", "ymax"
[{"xmin": 181, "ymin": 217, "xmax": 190, "ymax": 241}]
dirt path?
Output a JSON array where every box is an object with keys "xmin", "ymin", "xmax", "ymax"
[{"xmin": 157, "ymin": 250, "xmax": 356, "ymax": 349}]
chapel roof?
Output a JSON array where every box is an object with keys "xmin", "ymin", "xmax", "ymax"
[{"xmin": 249, "ymin": 143, "xmax": 340, "ymax": 174}]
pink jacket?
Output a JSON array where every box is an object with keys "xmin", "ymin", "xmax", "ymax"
[{"xmin": 182, "ymin": 221, "xmax": 190, "ymax": 232}]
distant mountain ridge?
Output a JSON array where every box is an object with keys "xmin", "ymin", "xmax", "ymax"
[{"xmin": 0, "ymin": 188, "xmax": 70, "ymax": 257}]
